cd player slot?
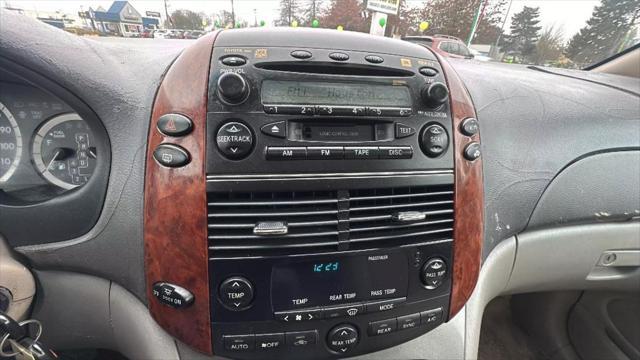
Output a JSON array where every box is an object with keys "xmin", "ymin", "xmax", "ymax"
[
  {"xmin": 288, "ymin": 120, "xmax": 394, "ymax": 143},
  {"xmin": 254, "ymin": 61, "xmax": 415, "ymax": 77}
]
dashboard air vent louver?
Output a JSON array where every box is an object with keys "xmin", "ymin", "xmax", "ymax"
[
  {"xmin": 208, "ymin": 185, "xmax": 454, "ymax": 258},
  {"xmin": 208, "ymin": 191, "xmax": 340, "ymax": 258},
  {"xmin": 347, "ymin": 185, "xmax": 454, "ymax": 250}
]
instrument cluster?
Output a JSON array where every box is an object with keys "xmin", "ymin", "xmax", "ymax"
[{"xmin": 0, "ymin": 81, "xmax": 97, "ymax": 201}]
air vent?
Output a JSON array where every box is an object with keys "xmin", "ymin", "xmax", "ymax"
[
  {"xmin": 208, "ymin": 185, "xmax": 454, "ymax": 258},
  {"xmin": 348, "ymin": 185, "xmax": 454, "ymax": 250},
  {"xmin": 208, "ymin": 191, "xmax": 340, "ymax": 258}
]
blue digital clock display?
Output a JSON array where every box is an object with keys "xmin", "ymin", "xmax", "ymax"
[{"xmin": 313, "ymin": 262, "xmax": 339, "ymax": 272}]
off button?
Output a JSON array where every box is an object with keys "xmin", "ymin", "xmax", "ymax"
[{"xmin": 216, "ymin": 122, "xmax": 253, "ymax": 160}]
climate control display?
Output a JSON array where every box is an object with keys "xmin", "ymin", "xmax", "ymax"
[{"xmin": 271, "ymin": 251, "xmax": 408, "ymax": 311}]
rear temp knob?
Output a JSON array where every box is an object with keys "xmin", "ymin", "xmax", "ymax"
[
  {"xmin": 217, "ymin": 72, "xmax": 249, "ymax": 104},
  {"xmin": 421, "ymin": 82, "xmax": 449, "ymax": 108}
]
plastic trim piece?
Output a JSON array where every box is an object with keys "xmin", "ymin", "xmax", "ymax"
[
  {"xmin": 32, "ymin": 271, "xmax": 180, "ymax": 360},
  {"xmin": 0, "ymin": 234, "xmax": 34, "ymax": 320}
]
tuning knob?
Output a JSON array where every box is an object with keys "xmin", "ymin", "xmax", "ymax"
[
  {"xmin": 421, "ymin": 82, "xmax": 449, "ymax": 108},
  {"xmin": 217, "ymin": 72, "xmax": 249, "ymax": 104}
]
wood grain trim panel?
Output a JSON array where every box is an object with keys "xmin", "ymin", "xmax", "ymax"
[
  {"xmin": 439, "ymin": 57, "xmax": 484, "ymax": 319},
  {"xmin": 143, "ymin": 32, "xmax": 218, "ymax": 355}
]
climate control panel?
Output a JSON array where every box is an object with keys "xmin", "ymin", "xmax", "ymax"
[{"xmin": 209, "ymin": 240, "xmax": 452, "ymax": 359}]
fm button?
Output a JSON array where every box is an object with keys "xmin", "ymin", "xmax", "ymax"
[{"xmin": 217, "ymin": 122, "xmax": 253, "ymax": 160}]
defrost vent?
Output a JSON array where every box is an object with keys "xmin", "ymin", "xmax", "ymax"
[{"xmin": 208, "ymin": 185, "xmax": 454, "ymax": 258}]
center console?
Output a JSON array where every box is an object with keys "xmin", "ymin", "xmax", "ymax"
[{"xmin": 144, "ymin": 28, "xmax": 483, "ymax": 359}]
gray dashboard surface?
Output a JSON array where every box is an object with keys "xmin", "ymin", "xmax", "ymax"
[
  {"xmin": 528, "ymin": 151, "xmax": 640, "ymax": 228},
  {"xmin": 449, "ymin": 59, "xmax": 640, "ymax": 258},
  {"xmin": 530, "ymin": 66, "xmax": 640, "ymax": 95},
  {"xmin": 1, "ymin": 11, "xmax": 180, "ymax": 301}
]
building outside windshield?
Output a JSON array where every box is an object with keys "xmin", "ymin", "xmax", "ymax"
[{"xmin": 0, "ymin": 0, "xmax": 638, "ymax": 69}]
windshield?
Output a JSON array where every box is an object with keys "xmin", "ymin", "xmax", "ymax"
[{"xmin": 1, "ymin": 0, "xmax": 638, "ymax": 69}]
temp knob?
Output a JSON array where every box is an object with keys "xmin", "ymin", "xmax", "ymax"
[
  {"xmin": 217, "ymin": 72, "xmax": 249, "ymax": 104},
  {"xmin": 421, "ymin": 82, "xmax": 449, "ymax": 108}
]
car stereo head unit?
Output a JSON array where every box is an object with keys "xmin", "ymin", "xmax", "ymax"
[
  {"xmin": 203, "ymin": 39, "xmax": 457, "ymax": 359},
  {"xmin": 205, "ymin": 43, "xmax": 453, "ymax": 176}
]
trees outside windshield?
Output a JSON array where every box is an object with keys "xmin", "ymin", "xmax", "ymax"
[{"xmin": 1, "ymin": 0, "xmax": 638, "ymax": 69}]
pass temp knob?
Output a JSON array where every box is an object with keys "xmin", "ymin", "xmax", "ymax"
[
  {"xmin": 421, "ymin": 82, "xmax": 449, "ymax": 108},
  {"xmin": 217, "ymin": 72, "xmax": 249, "ymax": 104}
]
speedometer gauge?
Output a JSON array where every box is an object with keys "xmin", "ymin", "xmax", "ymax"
[
  {"xmin": 0, "ymin": 102, "xmax": 22, "ymax": 183},
  {"xmin": 32, "ymin": 113, "xmax": 97, "ymax": 190}
]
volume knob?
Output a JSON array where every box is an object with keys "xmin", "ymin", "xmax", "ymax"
[
  {"xmin": 217, "ymin": 72, "xmax": 249, "ymax": 105},
  {"xmin": 421, "ymin": 82, "xmax": 449, "ymax": 108}
]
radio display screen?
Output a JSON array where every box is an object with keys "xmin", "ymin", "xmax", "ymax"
[
  {"xmin": 271, "ymin": 251, "xmax": 408, "ymax": 311},
  {"xmin": 261, "ymin": 80, "xmax": 412, "ymax": 107}
]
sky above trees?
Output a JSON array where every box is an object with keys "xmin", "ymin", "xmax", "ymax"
[{"xmin": 4, "ymin": 0, "xmax": 601, "ymax": 41}]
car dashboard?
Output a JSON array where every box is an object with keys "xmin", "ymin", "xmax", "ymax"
[{"xmin": 0, "ymin": 10, "xmax": 638, "ymax": 360}]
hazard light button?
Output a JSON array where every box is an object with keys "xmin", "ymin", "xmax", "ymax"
[
  {"xmin": 157, "ymin": 113, "xmax": 193, "ymax": 137},
  {"xmin": 216, "ymin": 122, "xmax": 254, "ymax": 160},
  {"xmin": 260, "ymin": 121, "xmax": 286, "ymax": 138}
]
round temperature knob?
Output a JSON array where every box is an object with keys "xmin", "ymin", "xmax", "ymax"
[
  {"xmin": 421, "ymin": 82, "xmax": 449, "ymax": 108},
  {"xmin": 421, "ymin": 257, "xmax": 447, "ymax": 290},
  {"xmin": 327, "ymin": 324, "xmax": 359, "ymax": 354},
  {"xmin": 219, "ymin": 276, "xmax": 254, "ymax": 311},
  {"xmin": 217, "ymin": 72, "xmax": 249, "ymax": 104}
]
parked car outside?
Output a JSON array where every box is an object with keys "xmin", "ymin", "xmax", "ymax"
[
  {"xmin": 469, "ymin": 48, "xmax": 493, "ymax": 61},
  {"xmin": 141, "ymin": 29, "xmax": 154, "ymax": 38},
  {"xmin": 402, "ymin": 35, "xmax": 475, "ymax": 59},
  {"xmin": 184, "ymin": 30, "xmax": 204, "ymax": 39}
]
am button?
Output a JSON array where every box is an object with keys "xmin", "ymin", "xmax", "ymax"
[{"xmin": 266, "ymin": 147, "xmax": 307, "ymax": 160}]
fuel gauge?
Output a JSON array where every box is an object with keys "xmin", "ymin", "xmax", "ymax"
[{"xmin": 32, "ymin": 113, "xmax": 97, "ymax": 190}]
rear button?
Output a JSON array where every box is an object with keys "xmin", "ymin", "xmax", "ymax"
[{"xmin": 368, "ymin": 318, "xmax": 397, "ymax": 336}]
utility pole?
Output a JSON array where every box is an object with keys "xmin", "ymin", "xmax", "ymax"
[
  {"xmin": 254, "ymin": 8, "xmax": 257, "ymax": 27},
  {"xmin": 288, "ymin": 1, "xmax": 292, "ymax": 25},
  {"xmin": 491, "ymin": 0, "xmax": 513, "ymax": 58},
  {"xmin": 311, "ymin": 0, "xmax": 316, "ymax": 20},
  {"xmin": 230, "ymin": 0, "xmax": 235, "ymax": 27},
  {"xmin": 163, "ymin": 0, "xmax": 172, "ymax": 28}
]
